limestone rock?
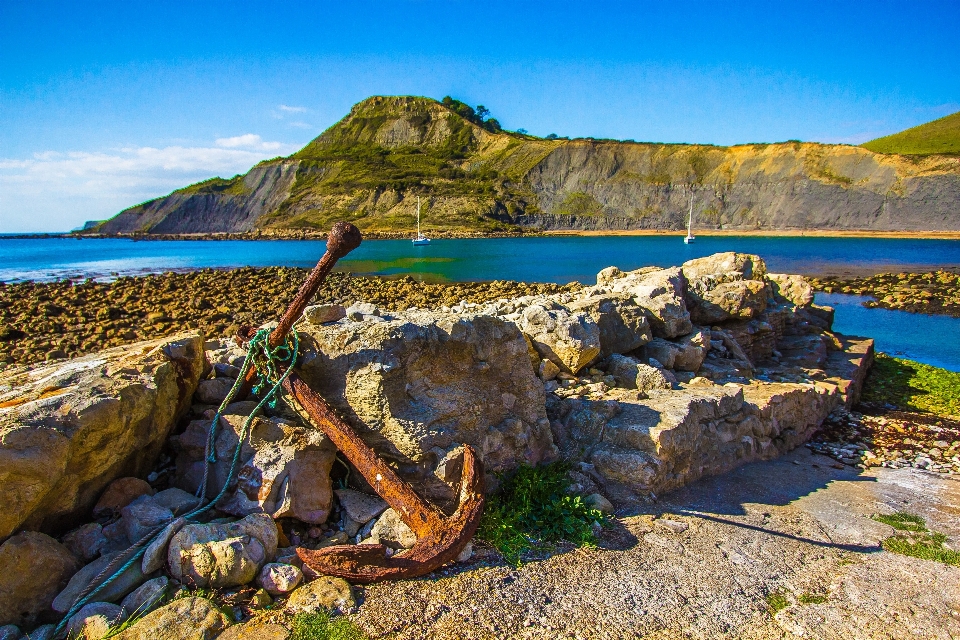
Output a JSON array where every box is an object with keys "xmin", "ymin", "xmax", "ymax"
[
  {"xmin": 194, "ymin": 377, "xmax": 235, "ymax": 406},
  {"xmin": 53, "ymin": 551, "xmax": 150, "ymax": 614},
  {"xmin": 567, "ymin": 293, "xmax": 652, "ymax": 359},
  {"xmin": 538, "ymin": 359, "xmax": 561, "ymax": 382},
  {"xmin": 111, "ymin": 597, "xmax": 229, "ymax": 640},
  {"xmin": 596, "ymin": 266, "xmax": 623, "ymax": 285},
  {"xmin": 303, "ymin": 304, "xmax": 346, "ymax": 325},
  {"xmin": 585, "ymin": 493, "xmax": 615, "ymax": 514},
  {"xmin": 673, "ymin": 329, "xmax": 710, "ymax": 372},
  {"xmin": 61, "ymin": 523, "xmax": 106, "ymax": 563},
  {"xmin": 681, "ymin": 252, "xmax": 767, "ymax": 281},
  {"xmin": 518, "ymin": 303, "xmax": 601, "ymax": 374},
  {"xmin": 93, "ymin": 478, "xmax": 154, "ymax": 518},
  {"xmin": 0, "ymin": 532, "xmax": 80, "ymax": 627},
  {"xmin": 767, "ymin": 273, "xmax": 814, "ymax": 307},
  {"xmin": 141, "ymin": 518, "xmax": 187, "ymax": 574},
  {"xmin": 167, "ymin": 513, "xmax": 278, "ymax": 589},
  {"xmin": 334, "ymin": 490, "xmax": 387, "ymax": 526},
  {"xmin": 689, "ymin": 280, "xmax": 768, "ymax": 324},
  {"xmin": 257, "ymin": 563, "xmax": 302, "ymax": 596},
  {"xmin": 607, "ymin": 267, "xmax": 692, "ymax": 339},
  {"xmin": 216, "ymin": 620, "xmax": 289, "ymax": 640},
  {"xmin": 66, "ymin": 602, "xmax": 121, "ymax": 640},
  {"xmin": 121, "ymin": 496, "xmax": 174, "ymax": 543},
  {"xmin": 119, "ymin": 577, "xmax": 168, "ymax": 621},
  {"xmin": 346, "ymin": 302, "xmax": 379, "ymax": 320},
  {"xmin": 285, "ymin": 577, "xmax": 355, "ymax": 615},
  {"xmin": 605, "ymin": 355, "xmax": 671, "ymax": 392},
  {"xmin": 0, "ymin": 333, "xmax": 204, "ymax": 538},
  {"xmin": 369, "ymin": 508, "xmax": 417, "ymax": 550},
  {"xmin": 174, "ymin": 414, "xmax": 336, "ymax": 525},
  {"xmin": 296, "ymin": 311, "xmax": 556, "ymax": 491}
]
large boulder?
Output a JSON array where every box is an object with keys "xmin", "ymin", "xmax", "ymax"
[
  {"xmin": 296, "ymin": 310, "xmax": 557, "ymax": 492},
  {"xmin": 681, "ymin": 252, "xmax": 767, "ymax": 281},
  {"xmin": 566, "ymin": 293, "xmax": 652, "ymax": 359},
  {"xmin": 111, "ymin": 597, "xmax": 230, "ymax": 640},
  {"xmin": 688, "ymin": 280, "xmax": 768, "ymax": 324},
  {"xmin": 517, "ymin": 303, "xmax": 601, "ymax": 374},
  {"xmin": 0, "ymin": 532, "xmax": 80, "ymax": 627},
  {"xmin": 173, "ymin": 412, "xmax": 337, "ymax": 525},
  {"xmin": 767, "ymin": 274, "xmax": 815, "ymax": 307},
  {"xmin": 0, "ymin": 333, "xmax": 204, "ymax": 539},
  {"xmin": 167, "ymin": 513, "xmax": 278, "ymax": 589},
  {"xmin": 603, "ymin": 267, "xmax": 692, "ymax": 339}
]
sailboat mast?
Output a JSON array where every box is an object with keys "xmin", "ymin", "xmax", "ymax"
[
  {"xmin": 687, "ymin": 196, "xmax": 693, "ymax": 235},
  {"xmin": 417, "ymin": 196, "xmax": 421, "ymax": 236}
]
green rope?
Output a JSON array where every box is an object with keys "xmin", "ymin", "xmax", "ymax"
[{"xmin": 53, "ymin": 327, "xmax": 300, "ymax": 638}]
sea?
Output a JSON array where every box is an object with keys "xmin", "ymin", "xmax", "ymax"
[{"xmin": 2, "ymin": 235, "xmax": 959, "ymax": 370}]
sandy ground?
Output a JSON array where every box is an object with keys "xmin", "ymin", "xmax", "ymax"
[{"xmin": 350, "ymin": 447, "xmax": 960, "ymax": 639}]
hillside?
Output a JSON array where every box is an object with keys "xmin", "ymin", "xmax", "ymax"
[
  {"xmin": 96, "ymin": 96, "xmax": 960, "ymax": 235},
  {"xmin": 862, "ymin": 111, "xmax": 960, "ymax": 156}
]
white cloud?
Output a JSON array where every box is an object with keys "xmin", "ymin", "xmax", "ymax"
[
  {"xmin": 278, "ymin": 104, "xmax": 308, "ymax": 113},
  {"xmin": 215, "ymin": 133, "xmax": 286, "ymax": 151},
  {"xmin": 0, "ymin": 137, "xmax": 301, "ymax": 232}
]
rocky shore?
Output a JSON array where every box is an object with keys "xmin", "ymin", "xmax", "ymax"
[
  {"xmin": 809, "ymin": 270, "xmax": 960, "ymax": 317},
  {"xmin": 0, "ymin": 270, "xmax": 575, "ymax": 368},
  {"xmin": 0, "ymin": 252, "xmax": 886, "ymax": 640}
]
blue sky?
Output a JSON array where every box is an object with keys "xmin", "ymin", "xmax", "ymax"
[{"xmin": 2, "ymin": 0, "xmax": 959, "ymax": 232}]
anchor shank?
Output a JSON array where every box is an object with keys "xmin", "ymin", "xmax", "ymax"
[{"xmin": 284, "ymin": 373, "xmax": 445, "ymax": 537}]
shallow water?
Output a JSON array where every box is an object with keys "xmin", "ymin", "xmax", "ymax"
[
  {"xmin": 816, "ymin": 293, "xmax": 960, "ymax": 372},
  {"xmin": 1, "ymin": 235, "xmax": 959, "ymax": 283}
]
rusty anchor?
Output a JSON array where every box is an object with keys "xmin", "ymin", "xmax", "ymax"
[{"xmin": 239, "ymin": 221, "xmax": 484, "ymax": 583}]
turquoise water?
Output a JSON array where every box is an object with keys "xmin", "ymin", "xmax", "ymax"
[
  {"xmin": 2, "ymin": 236, "xmax": 959, "ymax": 370},
  {"xmin": 816, "ymin": 293, "xmax": 960, "ymax": 372},
  {"xmin": 2, "ymin": 235, "xmax": 959, "ymax": 283}
]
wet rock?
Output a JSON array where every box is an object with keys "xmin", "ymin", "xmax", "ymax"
[
  {"xmin": 303, "ymin": 304, "xmax": 346, "ymax": 325},
  {"xmin": 167, "ymin": 513, "xmax": 278, "ymax": 589},
  {"xmin": 110, "ymin": 597, "xmax": 229, "ymax": 640},
  {"xmin": 0, "ymin": 333, "xmax": 204, "ymax": 539},
  {"xmin": 93, "ymin": 478, "xmax": 155, "ymax": 518},
  {"xmin": 0, "ymin": 532, "xmax": 80, "ymax": 627},
  {"xmin": 285, "ymin": 577, "xmax": 356, "ymax": 615},
  {"xmin": 119, "ymin": 577, "xmax": 168, "ymax": 621},
  {"xmin": 53, "ymin": 551, "xmax": 150, "ymax": 614},
  {"xmin": 66, "ymin": 602, "xmax": 121, "ymax": 640},
  {"xmin": 369, "ymin": 508, "xmax": 417, "ymax": 550},
  {"xmin": 257, "ymin": 563, "xmax": 303, "ymax": 596},
  {"xmin": 61, "ymin": 523, "xmax": 106, "ymax": 563},
  {"xmin": 517, "ymin": 303, "xmax": 601, "ymax": 374}
]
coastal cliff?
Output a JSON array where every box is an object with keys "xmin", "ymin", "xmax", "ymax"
[{"xmin": 95, "ymin": 96, "xmax": 960, "ymax": 235}]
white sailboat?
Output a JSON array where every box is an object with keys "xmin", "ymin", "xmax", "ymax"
[
  {"xmin": 683, "ymin": 195, "xmax": 696, "ymax": 244},
  {"xmin": 412, "ymin": 196, "xmax": 430, "ymax": 245}
]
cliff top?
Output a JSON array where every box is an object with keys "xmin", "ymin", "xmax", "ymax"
[{"xmin": 862, "ymin": 110, "xmax": 960, "ymax": 156}]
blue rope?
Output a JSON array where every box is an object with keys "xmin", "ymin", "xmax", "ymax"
[{"xmin": 53, "ymin": 327, "xmax": 299, "ymax": 638}]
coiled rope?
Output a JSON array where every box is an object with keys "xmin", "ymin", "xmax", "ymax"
[{"xmin": 52, "ymin": 327, "xmax": 299, "ymax": 638}]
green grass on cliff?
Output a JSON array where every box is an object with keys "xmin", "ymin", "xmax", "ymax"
[
  {"xmin": 861, "ymin": 354, "xmax": 960, "ymax": 418},
  {"xmin": 861, "ymin": 110, "xmax": 960, "ymax": 155},
  {"xmin": 478, "ymin": 462, "xmax": 608, "ymax": 566}
]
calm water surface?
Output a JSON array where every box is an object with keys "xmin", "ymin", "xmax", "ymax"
[
  {"xmin": 3, "ymin": 236, "xmax": 959, "ymax": 370},
  {"xmin": 2, "ymin": 235, "xmax": 959, "ymax": 283}
]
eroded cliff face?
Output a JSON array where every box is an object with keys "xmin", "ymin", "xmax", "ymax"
[
  {"xmin": 519, "ymin": 141, "xmax": 960, "ymax": 231},
  {"xmin": 95, "ymin": 97, "xmax": 960, "ymax": 234}
]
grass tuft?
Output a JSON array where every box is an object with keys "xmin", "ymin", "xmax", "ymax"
[
  {"xmin": 861, "ymin": 354, "xmax": 960, "ymax": 418},
  {"xmin": 872, "ymin": 512, "xmax": 960, "ymax": 566},
  {"xmin": 798, "ymin": 593, "xmax": 827, "ymax": 605},
  {"xmin": 477, "ymin": 462, "xmax": 609, "ymax": 566},
  {"xmin": 765, "ymin": 590, "xmax": 790, "ymax": 614},
  {"xmin": 290, "ymin": 612, "xmax": 367, "ymax": 640}
]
